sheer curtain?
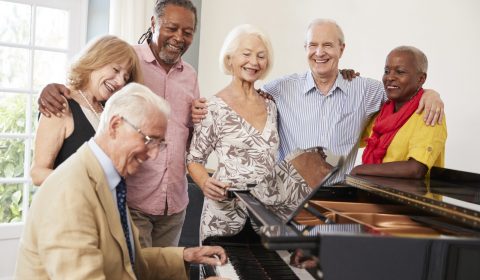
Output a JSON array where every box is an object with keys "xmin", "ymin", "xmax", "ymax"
[{"xmin": 109, "ymin": 0, "xmax": 153, "ymax": 44}]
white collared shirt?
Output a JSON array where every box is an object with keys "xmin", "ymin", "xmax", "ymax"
[{"xmin": 88, "ymin": 139, "xmax": 136, "ymax": 263}]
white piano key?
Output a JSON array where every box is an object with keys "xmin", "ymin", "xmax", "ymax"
[{"xmin": 215, "ymin": 259, "xmax": 239, "ymax": 280}]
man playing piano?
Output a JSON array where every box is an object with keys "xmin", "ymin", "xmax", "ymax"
[{"xmin": 15, "ymin": 83, "xmax": 227, "ymax": 280}]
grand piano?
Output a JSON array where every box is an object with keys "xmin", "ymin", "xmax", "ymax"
[{"xmin": 206, "ymin": 162, "xmax": 480, "ymax": 280}]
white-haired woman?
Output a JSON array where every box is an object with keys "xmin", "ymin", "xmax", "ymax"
[{"xmin": 187, "ymin": 24, "xmax": 279, "ymax": 242}]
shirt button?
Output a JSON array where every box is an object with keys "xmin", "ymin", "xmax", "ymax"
[{"xmin": 427, "ymin": 147, "xmax": 433, "ymax": 152}]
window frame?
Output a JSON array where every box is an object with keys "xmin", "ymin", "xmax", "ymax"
[{"xmin": 0, "ymin": 0, "xmax": 88, "ymax": 238}]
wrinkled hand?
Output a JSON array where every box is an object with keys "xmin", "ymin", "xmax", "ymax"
[
  {"xmin": 201, "ymin": 177, "xmax": 229, "ymax": 201},
  {"xmin": 416, "ymin": 89, "xmax": 444, "ymax": 126},
  {"xmin": 289, "ymin": 249, "xmax": 318, "ymax": 269},
  {"xmin": 38, "ymin": 83, "xmax": 71, "ymax": 117},
  {"xmin": 257, "ymin": 89, "xmax": 274, "ymax": 100},
  {"xmin": 184, "ymin": 246, "xmax": 227, "ymax": 266},
  {"xmin": 339, "ymin": 69, "xmax": 360, "ymax": 81},
  {"xmin": 191, "ymin": 97, "xmax": 207, "ymax": 124}
]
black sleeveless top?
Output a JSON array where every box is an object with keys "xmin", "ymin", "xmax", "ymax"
[{"xmin": 53, "ymin": 99, "xmax": 96, "ymax": 168}]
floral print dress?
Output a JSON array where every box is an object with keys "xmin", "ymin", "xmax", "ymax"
[{"xmin": 187, "ymin": 95, "xmax": 279, "ymax": 241}]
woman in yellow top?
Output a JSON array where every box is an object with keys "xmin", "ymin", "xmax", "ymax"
[{"xmin": 351, "ymin": 46, "xmax": 447, "ymax": 179}]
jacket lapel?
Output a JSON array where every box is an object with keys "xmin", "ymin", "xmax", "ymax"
[
  {"xmin": 81, "ymin": 145, "xmax": 137, "ymax": 279},
  {"xmin": 130, "ymin": 215, "xmax": 149, "ymax": 278}
]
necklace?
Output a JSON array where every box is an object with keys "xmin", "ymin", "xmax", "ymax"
[{"xmin": 78, "ymin": 90, "xmax": 103, "ymax": 119}]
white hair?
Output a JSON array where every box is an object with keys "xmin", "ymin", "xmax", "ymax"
[
  {"xmin": 219, "ymin": 24, "xmax": 274, "ymax": 80},
  {"xmin": 391, "ymin": 46, "xmax": 428, "ymax": 73},
  {"xmin": 97, "ymin": 83, "xmax": 170, "ymax": 133},
  {"xmin": 306, "ymin": 18, "xmax": 345, "ymax": 45}
]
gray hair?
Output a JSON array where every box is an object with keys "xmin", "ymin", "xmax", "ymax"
[
  {"xmin": 153, "ymin": 0, "xmax": 197, "ymax": 31},
  {"xmin": 390, "ymin": 46, "xmax": 428, "ymax": 73},
  {"xmin": 306, "ymin": 18, "xmax": 345, "ymax": 45},
  {"xmin": 97, "ymin": 83, "xmax": 170, "ymax": 133},
  {"xmin": 219, "ymin": 24, "xmax": 274, "ymax": 80}
]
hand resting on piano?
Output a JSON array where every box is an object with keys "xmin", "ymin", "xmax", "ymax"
[{"xmin": 289, "ymin": 248, "xmax": 319, "ymax": 269}]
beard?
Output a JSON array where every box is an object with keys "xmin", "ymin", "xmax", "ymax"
[{"xmin": 158, "ymin": 41, "xmax": 186, "ymax": 66}]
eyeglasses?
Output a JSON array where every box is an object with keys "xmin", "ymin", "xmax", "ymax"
[{"xmin": 122, "ymin": 117, "xmax": 167, "ymax": 151}]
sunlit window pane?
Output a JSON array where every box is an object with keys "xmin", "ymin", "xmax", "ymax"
[
  {"xmin": 0, "ymin": 93, "xmax": 27, "ymax": 133},
  {"xmin": 0, "ymin": 183, "xmax": 24, "ymax": 223},
  {"xmin": 0, "ymin": 138, "xmax": 25, "ymax": 178},
  {"xmin": 0, "ymin": 46, "xmax": 30, "ymax": 89},
  {"xmin": 31, "ymin": 95, "xmax": 39, "ymax": 132},
  {"xmin": 0, "ymin": 1, "xmax": 31, "ymax": 45},
  {"xmin": 35, "ymin": 6, "xmax": 69, "ymax": 49},
  {"xmin": 33, "ymin": 50, "xmax": 67, "ymax": 91}
]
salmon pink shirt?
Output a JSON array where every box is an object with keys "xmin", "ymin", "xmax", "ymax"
[{"xmin": 126, "ymin": 43, "xmax": 200, "ymax": 215}]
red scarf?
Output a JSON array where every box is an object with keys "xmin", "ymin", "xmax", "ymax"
[{"xmin": 362, "ymin": 88, "xmax": 424, "ymax": 164}]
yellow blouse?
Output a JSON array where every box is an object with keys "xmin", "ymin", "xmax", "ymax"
[{"xmin": 362, "ymin": 113, "xmax": 447, "ymax": 169}]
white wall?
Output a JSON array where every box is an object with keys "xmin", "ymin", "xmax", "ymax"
[{"xmin": 198, "ymin": 0, "xmax": 480, "ymax": 173}]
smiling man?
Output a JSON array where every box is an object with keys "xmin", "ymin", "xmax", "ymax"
[
  {"xmin": 16, "ymin": 83, "xmax": 226, "ymax": 280},
  {"xmin": 126, "ymin": 0, "xmax": 200, "ymax": 248},
  {"xmin": 257, "ymin": 19, "xmax": 444, "ymax": 186}
]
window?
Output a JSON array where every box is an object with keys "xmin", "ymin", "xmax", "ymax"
[{"xmin": 0, "ymin": 0, "xmax": 87, "ymax": 225}]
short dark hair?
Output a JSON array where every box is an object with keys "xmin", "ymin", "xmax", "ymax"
[{"xmin": 154, "ymin": 0, "xmax": 197, "ymax": 31}]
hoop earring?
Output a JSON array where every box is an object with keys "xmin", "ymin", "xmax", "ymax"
[{"xmin": 138, "ymin": 27, "xmax": 152, "ymax": 44}]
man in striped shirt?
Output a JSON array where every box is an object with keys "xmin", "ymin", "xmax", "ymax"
[{"xmin": 193, "ymin": 18, "xmax": 444, "ymax": 185}]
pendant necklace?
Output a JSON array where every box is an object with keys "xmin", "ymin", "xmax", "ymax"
[{"xmin": 78, "ymin": 90, "xmax": 103, "ymax": 119}]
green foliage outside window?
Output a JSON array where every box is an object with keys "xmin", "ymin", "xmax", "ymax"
[
  {"xmin": 0, "ymin": 184, "xmax": 23, "ymax": 223},
  {"xmin": 0, "ymin": 95, "xmax": 28, "ymax": 223}
]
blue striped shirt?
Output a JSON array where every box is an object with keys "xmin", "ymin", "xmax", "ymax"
[{"xmin": 262, "ymin": 71, "xmax": 386, "ymax": 184}]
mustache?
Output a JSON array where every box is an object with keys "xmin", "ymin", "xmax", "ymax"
[{"xmin": 163, "ymin": 40, "xmax": 185, "ymax": 52}]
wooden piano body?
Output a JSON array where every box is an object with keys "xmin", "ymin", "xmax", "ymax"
[{"xmin": 239, "ymin": 167, "xmax": 480, "ymax": 280}]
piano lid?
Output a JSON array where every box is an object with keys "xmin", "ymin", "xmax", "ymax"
[{"xmin": 345, "ymin": 167, "xmax": 480, "ymax": 230}]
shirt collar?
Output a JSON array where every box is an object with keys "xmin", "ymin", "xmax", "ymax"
[
  {"xmin": 303, "ymin": 71, "xmax": 317, "ymax": 94},
  {"xmin": 88, "ymin": 139, "xmax": 121, "ymax": 191},
  {"xmin": 304, "ymin": 70, "xmax": 348, "ymax": 96},
  {"xmin": 137, "ymin": 42, "xmax": 184, "ymax": 71}
]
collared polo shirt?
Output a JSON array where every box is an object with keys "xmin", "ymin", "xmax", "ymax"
[
  {"xmin": 126, "ymin": 43, "xmax": 200, "ymax": 215},
  {"xmin": 262, "ymin": 71, "xmax": 386, "ymax": 184}
]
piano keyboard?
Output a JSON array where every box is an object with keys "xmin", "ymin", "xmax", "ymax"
[{"xmin": 203, "ymin": 243, "xmax": 314, "ymax": 280}]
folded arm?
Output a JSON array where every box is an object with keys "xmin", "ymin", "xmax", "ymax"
[{"xmin": 350, "ymin": 159, "xmax": 428, "ymax": 179}]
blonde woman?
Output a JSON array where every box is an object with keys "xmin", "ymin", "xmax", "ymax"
[{"xmin": 30, "ymin": 35, "xmax": 142, "ymax": 186}]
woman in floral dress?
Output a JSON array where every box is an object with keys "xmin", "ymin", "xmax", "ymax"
[{"xmin": 186, "ymin": 24, "xmax": 279, "ymax": 241}]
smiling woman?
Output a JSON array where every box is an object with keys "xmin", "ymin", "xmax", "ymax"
[
  {"xmin": 29, "ymin": 35, "xmax": 142, "ymax": 186},
  {"xmin": 186, "ymin": 24, "xmax": 279, "ymax": 242},
  {"xmin": 351, "ymin": 46, "xmax": 447, "ymax": 179}
]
